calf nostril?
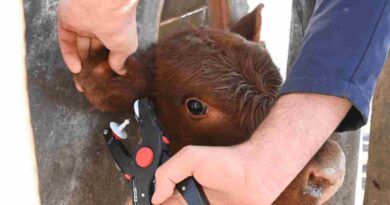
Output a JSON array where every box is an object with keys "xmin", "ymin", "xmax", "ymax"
[{"xmin": 303, "ymin": 185, "xmax": 323, "ymax": 198}]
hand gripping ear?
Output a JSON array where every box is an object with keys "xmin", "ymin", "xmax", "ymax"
[
  {"xmin": 230, "ymin": 4, "xmax": 264, "ymax": 42},
  {"xmin": 74, "ymin": 48, "xmax": 150, "ymax": 112},
  {"xmin": 302, "ymin": 140, "xmax": 346, "ymax": 204}
]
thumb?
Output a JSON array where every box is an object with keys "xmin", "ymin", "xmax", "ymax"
[
  {"xmin": 108, "ymin": 49, "xmax": 131, "ymax": 75},
  {"xmin": 152, "ymin": 146, "xmax": 204, "ymax": 204},
  {"xmin": 102, "ymin": 20, "xmax": 138, "ymax": 75},
  {"xmin": 106, "ymin": 26, "xmax": 138, "ymax": 75},
  {"xmin": 58, "ymin": 24, "xmax": 81, "ymax": 73}
]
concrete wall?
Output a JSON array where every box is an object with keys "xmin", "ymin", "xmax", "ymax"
[{"xmin": 24, "ymin": 1, "xmax": 162, "ymax": 204}]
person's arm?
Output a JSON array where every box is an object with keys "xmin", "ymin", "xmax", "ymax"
[
  {"xmin": 152, "ymin": 93, "xmax": 350, "ymax": 205},
  {"xmin": 281, "ymin": 0, "xmax": 390, "ymax": 131},
  {"xmin": 57, "ymin": 0, "xmax": 139, "ymax": 78},
  {"xmin": 152, "ymin": 0, "xmax": 390, "ymax": 204}
]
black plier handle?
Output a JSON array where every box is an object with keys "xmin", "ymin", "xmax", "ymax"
[{"xmin": 103, "ymin": 98, "xmax": 209, "ymax": 205}]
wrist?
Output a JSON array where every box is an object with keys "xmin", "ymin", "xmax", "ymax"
[
  {"xmin": 88, "ymin": 0, "xmax": 139, "ymax": 41},
  {"xmin": 239, "ymin": 93, "xmax": 351, "ymax": 202},
  {"xmin": 111, "ymin": 0, "xmax": 139, "ymax": 12}
]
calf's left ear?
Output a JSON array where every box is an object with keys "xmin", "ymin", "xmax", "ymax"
[{"xmin": 230, "ymin": 4, "xmax": 264, "ymax": 42}]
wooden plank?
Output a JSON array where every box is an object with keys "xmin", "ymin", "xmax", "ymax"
[
  {"xmin": 159, "ymin": 7, "xmax": 207, "ymax": 39},
  {"xmin": 288, "ymin": 1, "xmax": 360, "ymax": 204},
  {"xmin": 364, "ymin": 56, "xmax": 390, "ymax": 204},
  {"xmin": 161, "ymin": 0, "xmax": 206, "ymax": 21},
  {"xmin": 24, "ymin": 0, "xmax": 163, "ymax": 204},
  {"xmin": 207, "ymin": 0, "xmax": 230, "ymax": 30}
]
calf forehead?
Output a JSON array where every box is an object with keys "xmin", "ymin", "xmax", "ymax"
[
  {"xmin": 154, "ymin": 28, "xmax": 281, "ymax": 132},
  {"xmin": 155, "ymin": 28, "xmax": 269, "ymax": 94}
]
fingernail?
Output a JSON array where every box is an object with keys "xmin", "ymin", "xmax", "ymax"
[
  {"xmin": 71, "ymin": 62, "xmax": 82, "ymax": 74},
  {"xmin": 115, "ymin": 68, "xmax": 127, "ymax": 75},
  {"xmin": 151, "ymin": 194, "xmax": 159, "ymax": 205},
  {"xmin": 75, "ymin": 82, "xmax": 84, "ymax": 92}
]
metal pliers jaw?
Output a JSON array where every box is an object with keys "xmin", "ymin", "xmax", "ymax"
[{"xmin": 103, "ymin": 98, "xmax": 209, "ymax": 205}]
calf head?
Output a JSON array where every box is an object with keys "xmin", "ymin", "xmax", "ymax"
[{"xmin": 74, "ymin": 5, "xmax": 345, "ymax": 204}]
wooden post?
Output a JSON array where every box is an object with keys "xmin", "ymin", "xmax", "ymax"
[
  {"xmin": 0, "ymin": 1, "xmax": 40, "ymax": 204},
  {"xmin": 207, "ymin": 0, "xmax": 248, "ymax": 30},
  {"xmin": 24, "ymin": 0, "xmax": 164, "ymax": 204},
  {"xmin": 136, "ymin": 0, "xmax": 165, "ymax": 51},
  {"xmin": 207, "ymin": 0, "xmax": 230, "ymax": 30},
  {"xmin": 287, "ymin": 0, "xmax": 316, "ymax": 69},
  {"xmin": 327, "ymin": 132, "xmax": 360, "ymax": 205},
  {"xmin": 288, "ymin": 1, "xmax": 360, "ymax": 204},
  {"xmin": 364, "ymin": 56, "xmax": 390, "ymax": 204}
]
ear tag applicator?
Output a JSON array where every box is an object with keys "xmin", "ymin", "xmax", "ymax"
[
  {"xmin": 110, "ymin": 119, "xmax": 130, "ymax": 140},
  {"xmin": 103, "ymin": 97, "xmax": 209, "ymax": 205}
]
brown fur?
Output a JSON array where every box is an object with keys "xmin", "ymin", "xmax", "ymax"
[
  {"xmin": 153, "ymin": 27, "xmax": 281, "ymax": 150},
  {"xmin": 74, "ymin": 5, "xmax": 344, "ymax": 204},
  {"xmin": 75, "ymin": 26, "xmax": 282, "ymax": 150}
]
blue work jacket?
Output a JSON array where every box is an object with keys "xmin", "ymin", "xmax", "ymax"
[{"xmin": 280, "ymin": 0, "xmax": 390, "ymax": 131}]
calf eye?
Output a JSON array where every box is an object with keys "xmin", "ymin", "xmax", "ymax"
[{"xmin": 186, "ymin": 99, "xmax": 207, "ymax": 116}]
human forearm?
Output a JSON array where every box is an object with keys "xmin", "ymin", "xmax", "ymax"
[
  {"xmin": 150, "ymin": 93, "xmax": 351, "ymax": 205},
  {"xmin": 280, "ymin": 0, "xmax": 390, "ymax": 131},
  {"xmin": 240, "ymin": 93, "xmax": 351, "ymax": 202}
]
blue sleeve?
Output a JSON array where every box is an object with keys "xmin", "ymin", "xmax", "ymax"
[{"xmin": 280, "ymin": 0, "xmax": 390, "ymax": 131}]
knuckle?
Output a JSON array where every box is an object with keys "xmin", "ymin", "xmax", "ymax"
[
  {"xmin": 180, "ymin": 146, "xmax": 205, "ymax": 164},
  {"xmin": 108, "ymin": 59, "xmax": 123, "ymax": 70},
  {"xmin": 181, "ymin": 145, "xmax": 197, "ymax": 155},
  {"xmin": 129, "ymin": 41, "xmax": 138, "ymax": 53},
  {"xmin": 155, "ymin": 167, "xmax": 165, "ymax": 180}
]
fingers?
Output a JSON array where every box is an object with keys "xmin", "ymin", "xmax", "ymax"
[
  {"xmin": 91, "ymin": 38, "xmax": 104, "ymax": 53},
  {"xmin": 76, "ymin": 35, "xmax": 91, "ymax": 61},
  {"xmin": 101, "ymin": 18, "xmax": 138, "ymax": 75},
  {"xmin": 126, "ymin": 196, "xmax": 133, "ymax": 205},
  {"xmin": 74, "ymin": 81, "xmax": 84, "ymax": 92},
  {"xmin": 108, "ymin": 50, "xmax": 130, "ymax": 75},
  {"xmin": 161, "ymin": 191, "xmax": 187, "ymax": 205},
  {"xmin": 58, "ymin": 24, "xmax": 81, "ymax": 73},
  {"xmin": 107, "ymin": 34, "xmax": 138, "ymax": 75},
  {"xmin": 152, "ymin": 146, "xmax": 203, "ymax": 204}
]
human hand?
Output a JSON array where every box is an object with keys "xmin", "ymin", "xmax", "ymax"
[
  {"xmin": 126, "ymin": 192, "xmax": 187, "ymax": 205},
  {"xmin": 152, "ymin": 144, "xmax": 278, "ymax": 205},
  {"xmin": 57, "ymin": 0, "xmax": 139, "ymax": 81}
]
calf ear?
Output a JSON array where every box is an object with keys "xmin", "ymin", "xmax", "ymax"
[
  {"xmin": 303, "ymin": 140, "xmax": 346, "ymax": 204},
  {"xmin": 75, "ymin": 48, "xmax": 150, "ymax": 112},
  {"xmin": 230, "ymin": 4, "xmax": 264, "ymax": 42}
]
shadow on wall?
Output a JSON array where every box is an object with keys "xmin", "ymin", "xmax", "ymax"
[{"xmin": 24, "ymin": 0, "xmax": 136, "ymax": 204}]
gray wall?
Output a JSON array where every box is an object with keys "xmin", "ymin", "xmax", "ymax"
[{"xmin": 24, "ymin": 0, "xmax": 162, "ymax": 204}]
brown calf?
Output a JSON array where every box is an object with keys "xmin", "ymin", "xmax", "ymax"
[{"xmin": 74, "ymin": 5, "xmax": 345, "ymax": 205}]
